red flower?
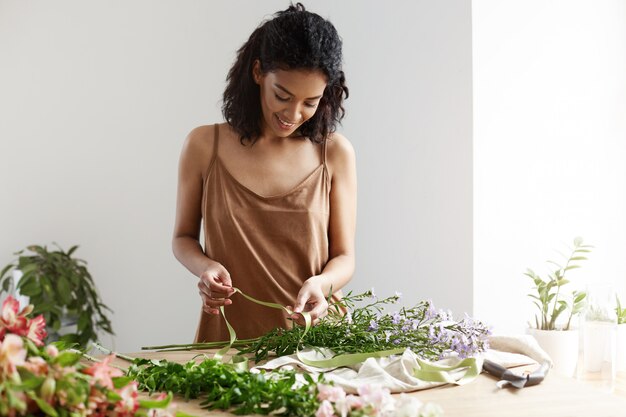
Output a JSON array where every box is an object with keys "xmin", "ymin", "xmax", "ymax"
[
  {"xmin": 1, "ymin": 297, "xmax": 28, "ymax": 336},
  {"xmin": 113, "ymin": 382, "xmax": 139, "ymax": 417},
  {"xmin": 26, "ymin": 315, "xmax": 47, "ymax": 346},
  {"xmin": 0, "ymin": 296, "xmax": 47, "ymax": 345},
  {"xmin": 83, "ymin": 355, "xmax": 123, "ymax": 390}
]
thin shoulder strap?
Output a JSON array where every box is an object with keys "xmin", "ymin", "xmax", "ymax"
[
  {"xmin": 212, "ymin": 123, "xmax": 220, "ymax": 161},
  {"xmin": 203, "ymin": 123, "xmax": 220, "ymax": 180},
  {"xmin": 322, "ymin": 138, "xmax": 328, "ymax": 169}
]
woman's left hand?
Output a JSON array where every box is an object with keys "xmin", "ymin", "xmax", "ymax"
[{"xmin": 290, "ymin": 276, "xmax": 329, "ymax": 326}]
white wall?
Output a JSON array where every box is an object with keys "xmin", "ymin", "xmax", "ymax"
[
  {"xmin": 473, "ymin": 1, "xmax": 626, "ymax": 333},
  {"xmin": 0, "ymin": 1, "xmax": 474, "ymax": 352}
]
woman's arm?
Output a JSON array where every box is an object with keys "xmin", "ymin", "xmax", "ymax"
[
  {"xmin": 172, "ymin": 125, "xmax": 235, "ymax": 314},
  {"xmin": 292, "ymin": 133, "xmax": 357, "ymax": 322}
]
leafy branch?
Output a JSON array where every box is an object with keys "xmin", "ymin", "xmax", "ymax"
[
  {"xmin": 147, "ymin": 290, "xmax": 491, "ymax": 366},
  {"xmin": 0, "ymin": 244, "xmax": 114, "ymax": 348},
  {"xmin": 126, "ymin": 357, "xmax": 322, "ymax": 416},
  {"xmin": 524, "ymin": 237, "xmax": 591, "ymax": 330},
  {"xmin": 616, "ymin": 296, "xmax": 626, "ymax": 325}
]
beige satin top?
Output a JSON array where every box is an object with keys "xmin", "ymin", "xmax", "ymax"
[{"xmin": 195, "ymin": 124, "xmax": 331, "ymax": 342}]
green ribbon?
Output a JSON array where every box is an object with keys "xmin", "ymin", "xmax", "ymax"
[
  {"xmin": 296, "ymin": 347, "xmax": 406, "ymax": 368},
  {"xmin": 414, "ymin": 357, "xmax": 481, "ymax": 385},
  {"xmin": 214, "ymin": 287, "xmax": 312, "ymax": 368},
  {"xmin": 216, "ymin": 287, "xmax": 480, "ymax": 385}
]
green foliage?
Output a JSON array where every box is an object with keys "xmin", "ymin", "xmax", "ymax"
[
  {"xmin": 0, "ymin": 244, "xmax": 114, "ymax": 348},
  {"xmin": 524, "ymin": 237, "xmax": 591, "ymax": 331},
  {"xmin": 617, "ymin": 296, "xmax": 626, "ymax": 325},
  {"xmin": 236, "ymin": 290, "xmax": 491, "ymax": 363},
  {"xmin": 126, "ymin": 357, "xmax": 322, "ymax": 416}
]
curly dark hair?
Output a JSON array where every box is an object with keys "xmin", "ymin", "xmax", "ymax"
[{"xmin": 222, "ymin": 3, "xmax": 349, "ymax": 144}]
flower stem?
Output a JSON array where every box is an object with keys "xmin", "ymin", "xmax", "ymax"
[{"xmin": 91, "ymin": 342, "xmax": 135, "ymax": 362}]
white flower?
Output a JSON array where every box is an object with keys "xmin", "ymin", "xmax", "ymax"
[
  {"xmin": 315, "ymin": 400, "xmax": 336, "ymax": 417},
  {"xmin": 357, "ymin": 384, "xmax": 393, "ymax": 414},
  {"xmin": 317, "ymin": 384, "xmax": 346, "ymax": 403},
  {"xmin": 419, "ymin": 402, "xmax": 444, "ymax": 417},
  {"xmin": 392, "ymin": 394, "xmax": 423, "ymax": 417}
]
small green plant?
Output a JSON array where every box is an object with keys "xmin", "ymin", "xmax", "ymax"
[
  {"xmin": 524, "ymin": 237, "xmax": 592, "ymax": 330},
  {"xmin": 0, "ymin": 244, "xmax": 114, "ymax": 348},
  {"xmin": 617, "ymin": 296, "xmax": 626, "ymax": 325}
]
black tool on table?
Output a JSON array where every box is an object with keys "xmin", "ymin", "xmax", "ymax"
[{"xmin": 482, "ymin": 359, "xmax": 551, "ymax": 389}]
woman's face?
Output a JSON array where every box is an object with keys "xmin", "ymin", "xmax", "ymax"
[{"xmin": 253, "ymin": 62, "xmax": 328, "ymax": 138}]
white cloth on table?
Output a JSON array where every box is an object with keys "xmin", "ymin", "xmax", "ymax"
[{"xmin": 253, "ymin": 334, "xmax": 551, "ymax": 393}]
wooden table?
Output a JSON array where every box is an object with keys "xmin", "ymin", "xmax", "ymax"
[{"xmin": 111, "ymin": 351, "xmax": 626, "ymax": 417}]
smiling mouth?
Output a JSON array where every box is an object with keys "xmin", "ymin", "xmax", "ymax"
[{"xmin": 276, "ymin": 114, "xmax": 296, "ymax": 128}]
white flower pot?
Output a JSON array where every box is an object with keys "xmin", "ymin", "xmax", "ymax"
[
  {"xmin": 617, "ymin": 324, "xmax": 626, "ymax": 373},
  {"xmin": 527, "ymin": 328, "xmax": 579, "ymax": 377}
]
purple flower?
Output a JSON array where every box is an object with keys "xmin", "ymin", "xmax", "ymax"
[
  {"xmin": 368, "ymin": 320, "xmax": 379, "ymax": 331},
  {"xmin": 425, "ymin": 300, "xmax": 437, "ymax": 320},
  {"xmin": 391, "ymin": 311, "xmax": 402, "ymax": 325}
]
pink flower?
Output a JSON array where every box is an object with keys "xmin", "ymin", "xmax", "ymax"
[
  {"xmin": 0, "ymin": 296, "xmax": 48, "ymax": 346},
  {"xmin": 357, "ymin": 384, "xmax": 393, "ymax": 414},
  {"xmin": 345, "ymin": 395, "xmax": 363, "ymax": 410},
  {"xmin": 0, "ymin": 297, "xmax": 29, "ymax": 338},
  {"xmin": 86, "ymin": 388, "xmax": 108, "ymax": 414},
  {"xmin": 0, "ymin": 333, "xmax": 27, "ymax": 379},
  {"xmin": 23, "ymin": 356, "xmax": 48, "ymax": 376},
  {"xmin": 26, "ymin": 315, "xmax": 47, "ymax": 346},
  {"xmin": 113, "ymin": 381, "xmax": 139, "ymax": 417},
  {"xmin": 315, "ymin": 400, "xmax": 336, "ymax": 417},
  {"xmin": 317, "ymin": 384, "xmax": 346, "ymax": 403},
  {"xmin": 83, "ymin": 355, "xmax": 123, "ymax": 389},
  {"xmin": 45, "ymin": 344, "xmax": 59, "ymax": 358},
  {"xmin": 1, "ymin": 296, "xmax": 21, "ymax": 323}
]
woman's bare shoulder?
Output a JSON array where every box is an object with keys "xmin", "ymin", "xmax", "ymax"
[
  {"xmin": 326, "ymin": 132, "xmax": 356, "ymax": 177},
  {"xmin": 183, "ymin": 124, "xmax": 216, "ymax": 154},
  {"xmin": 179, "ymin": 123, "xmax": 224, "ymax": 177}
]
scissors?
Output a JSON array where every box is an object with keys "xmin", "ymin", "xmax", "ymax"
[{"xmin": 482, "ymin": 359, "xmax": 551, "ymax": 389}]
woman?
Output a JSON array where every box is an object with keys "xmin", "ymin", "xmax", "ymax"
[{"xmin": 172, "ymin": 3, "xmax": 356, "ymax": 342}]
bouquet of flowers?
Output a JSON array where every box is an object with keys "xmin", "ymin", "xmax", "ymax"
[
  {"xmin": 239, "ymin": 289, "xmax": 492, "ymax": 363},
  {"xmin": 0, "ymin": 296, "xmax": 181, "ymax": 417}
]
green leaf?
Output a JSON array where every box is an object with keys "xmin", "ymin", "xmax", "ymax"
[
  {"xmin": 1, "ymin": 278, "xmax": 11, "ymax": 292},
  {"xmin": 0, "ymin": 262, "xmax": 15, "ymax": 277},
  {"xmin": 139, "ymin": 392, "xmax": 173, "ymax": 409},
  {"xmin": 570, "ymin": 256, "xmax": 587, "ymax": 261},
  {"xmin": 27, "ymin": 392, "xmax": 58, "ymax": 417},
  {"xmin": 78, "ymin": 312, "xmax": 91, "ymax": 332},
  {"xmin": 15, "ymin": 373, "xmax": 45, "ymax": 390},
  {"xmin": 18, "ymin": 278, "xmax": 42, "ymax": 297},
  {"xmin": 547, "ymin": 260, "xmax": 562, "ymax": 269},
  {"xmin": 67, "ymin": 245, "xmax": 79, "ymax": 256},
  {"xmin": 564, "ymin": 265, "xmax": 581, "ymax": 271},
  {"xmin": 112, "ymin": 376, "xmax": 135, "ymax": 389},
  {"xmin": 107, "ymin": 391, "xmax": 123, "ymax": 402},
  {"xmin": 52, "ymin": 351, "xmax": 82, "ymax": 367}
]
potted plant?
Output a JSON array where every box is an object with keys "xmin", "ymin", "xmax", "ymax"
[
  {"xmin": 0, "ymin": 244, "xmax": 114, "ymax": 348},
  {"xmin": 524, "ymin": 237, "xmax": 591, "ymax": 377},
  {"xmin": 616, "ymin": 296, "xmax": 626, "ymax": 372}
]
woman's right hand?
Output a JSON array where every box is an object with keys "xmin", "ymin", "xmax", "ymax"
[{"xmin": 198, "ymin": 263, "xmax": 235, "ymax": 315}]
